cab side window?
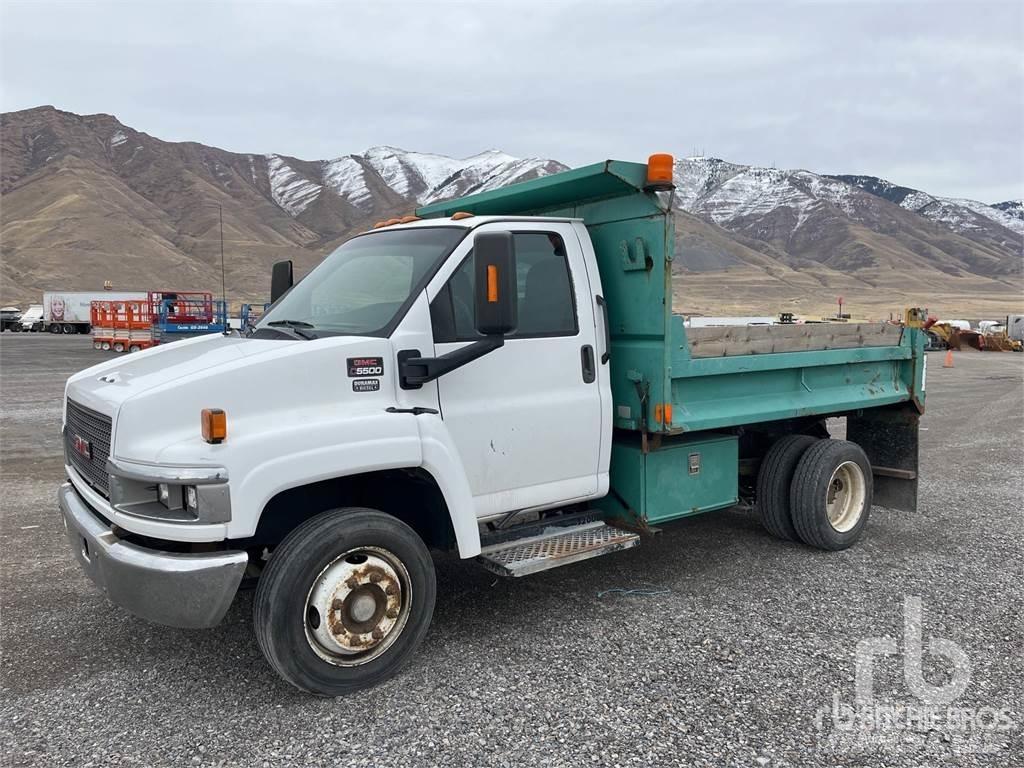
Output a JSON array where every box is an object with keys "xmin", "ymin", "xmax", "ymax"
[{"xmin": 431, "ymin": 232, "xmax": 578, "ymax": 342}]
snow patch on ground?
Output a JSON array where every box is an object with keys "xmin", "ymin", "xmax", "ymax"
[
  {"xmin": 265, "ymin": 154, "xmax": 322, "ymax": 216},
  {"xmin": 110, "ymin": 131, "xmax": 128, "ymax": 149}
]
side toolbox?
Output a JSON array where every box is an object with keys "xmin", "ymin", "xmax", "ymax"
[{"xmin": 599, "ymin": 433, "xmax": 739, "ymax": 526}]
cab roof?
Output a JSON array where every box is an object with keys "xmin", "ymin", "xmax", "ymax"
[{"xmin": 365, "ymin": 214, "xmax": 581, "ymax": 234}]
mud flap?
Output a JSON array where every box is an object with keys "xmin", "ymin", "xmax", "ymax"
[{"xmin": 847, "ymin": 405, "xmax": 919, "ymax": 513}]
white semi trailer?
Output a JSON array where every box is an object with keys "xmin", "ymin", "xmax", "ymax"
[{"xmin": 43, "ymin": 291, "xmax": 147, "ymax": 334}]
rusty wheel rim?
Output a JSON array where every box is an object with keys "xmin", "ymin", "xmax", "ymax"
[{"xmin": 303, "ymin": 546, "xmax": 411, "ymax": 666}]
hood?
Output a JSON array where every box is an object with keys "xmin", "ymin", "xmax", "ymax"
[
  {"xmin": 66, "ymin": 334, "xmax": 300, "ymax": 415},
  {"xmin": 65, "ymin": 333, "xmax": 399, "ymax": 465}
]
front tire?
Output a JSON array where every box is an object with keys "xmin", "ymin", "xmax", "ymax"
[
  {"xmin": 253, "ymin": 507, "xmax": 436, "ymax": 696},
  {"xmin": 790, "ymin": 439, "xmax": 873, "ymax": 550}
]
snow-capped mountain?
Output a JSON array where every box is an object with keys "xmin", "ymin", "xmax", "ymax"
[
  {"xmin": 261, "ymin": 146, "xmax": 565, "ymax": 218},
  {"xmin": 673, "ymin": 157, "xmax": 1021, "ymax": 277},
  {"xmin": 831, "ymin": 175, "xmax": 1024, "ymax": 238},
  {"xmin": 991, "ymin": 199, "xmax": 1022, "ymax": 221}
]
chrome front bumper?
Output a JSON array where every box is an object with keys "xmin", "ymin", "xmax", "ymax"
[{"xmin": 58, "ymin": 482, "xmax": 247, "ymax": 628}]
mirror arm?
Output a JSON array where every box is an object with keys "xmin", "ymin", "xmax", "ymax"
[{"xmin": 399, "ymin": 337, "xmax": 504, "ymax": 390}]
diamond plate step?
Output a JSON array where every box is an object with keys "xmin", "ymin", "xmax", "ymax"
[{"xmin": 477, "ymin": 521, "xmax": 640, "ymax": 577}]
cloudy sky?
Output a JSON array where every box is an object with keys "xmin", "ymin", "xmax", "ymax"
[{"xmin": 2, "ymin": 0, "xmax": 1021, "ymax": 202}]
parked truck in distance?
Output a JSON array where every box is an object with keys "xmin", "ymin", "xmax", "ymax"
[
  {"xmin": 0, "ymin": 306, "xmax": 22, "ymax": 332},
  {"xmin": 18, "ymin": 304, "xmax": 45, "ymax": 332},
  {"xmin": 58, "ymin": 155, "xmax": 925, "ymax": 696},
  {"xmin": 44, "ymin": 291, "xmax": 147, "ymax": 334}
]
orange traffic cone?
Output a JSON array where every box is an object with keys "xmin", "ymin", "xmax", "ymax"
[{"xmin": 943, "ymin": 349, "xmax": 954, "ymax": 368}]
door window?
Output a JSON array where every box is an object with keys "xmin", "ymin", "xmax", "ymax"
[{"xmin": 431, "ymin": 232, "xmax": 578, "ymax": 342}]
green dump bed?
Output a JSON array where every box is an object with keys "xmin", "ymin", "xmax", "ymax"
[{"xmin": 418, "ymin": 160, "xmax": 926, "ymax": 438}]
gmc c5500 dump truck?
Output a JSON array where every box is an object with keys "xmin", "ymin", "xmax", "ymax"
[{"xmin": 59, "ymin": 154, "xmax": 925, "ymax": 695}]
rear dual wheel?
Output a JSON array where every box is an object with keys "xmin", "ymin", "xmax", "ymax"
[
  {"xmin": 791, "ymin": 440, "xmax": 872, "ymax": 550},
  {"xmin": 254, "ymin": 508, "xmax": 436, "ymax": 696},
  {"xmin": 756, "ymin": 437, "xmax": 872, "ymax": 550}
]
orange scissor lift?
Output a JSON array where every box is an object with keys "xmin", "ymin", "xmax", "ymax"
[{"xmin": 90, "ymin": 300, "xmax": 155, "ymax": 353}]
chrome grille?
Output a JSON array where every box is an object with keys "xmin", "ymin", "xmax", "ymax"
[{"xmin": 64, "ymin": 399, "xmax": 112, "ymax": 496}]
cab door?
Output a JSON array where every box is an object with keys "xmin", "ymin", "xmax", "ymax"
[{"xmin": 427, "ymin": 223, "xmax": 605, "ymax": 518}]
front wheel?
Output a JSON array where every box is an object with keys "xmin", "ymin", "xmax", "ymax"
[
  {"xmin": 253, "ymin": 507, "xmax": 436, "ymax": 696},
  {"xmin": 790, "ymin": 439, "xmax": 873, "ymax": 550}
]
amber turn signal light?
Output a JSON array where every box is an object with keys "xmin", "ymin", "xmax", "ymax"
[
  {"xmin": 451, "ymin": 211, "xmax": 474, "ymax": 220},
  {"xmin": 201, "ymin": 408, "xmax": 227, "ymax": 444},
  {"xmin": 487, "ymin": 265, "xmax": 499, "ymax": 303},
  {"xmin": 645, "ymin": 153, "xmax": 675, "ymax": 191}
]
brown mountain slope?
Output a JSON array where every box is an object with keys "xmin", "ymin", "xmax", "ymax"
[{"xmin": 1, "ymin": 106, "xmax": 1021, "ymax": 318}]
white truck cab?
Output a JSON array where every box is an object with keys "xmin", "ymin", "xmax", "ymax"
[{"xmin": 59, "ymin": 215, "xmax": 614, "ymax": 694}]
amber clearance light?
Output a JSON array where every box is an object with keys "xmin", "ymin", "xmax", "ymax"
[
  {"xmin": 201, "ymin": 408, "xmax": 227, "ymax": 444},
  {"xmin": 645, "ymin": 153, "xmax": 675, "ymax": 191}
]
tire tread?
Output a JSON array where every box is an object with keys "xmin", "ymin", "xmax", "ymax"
[{"xmin": 756, "ymin": 434, "xmax": 818, "ymax": 540}]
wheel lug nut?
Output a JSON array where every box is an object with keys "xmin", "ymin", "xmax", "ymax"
[{"xmin": 372, "ymin": 628, "xmax": 384, "ymax": 640}]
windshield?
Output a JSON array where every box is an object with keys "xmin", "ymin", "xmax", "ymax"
[{"xmin": 258, "ymin": 227, "xmax": 465, "ymax": 337}]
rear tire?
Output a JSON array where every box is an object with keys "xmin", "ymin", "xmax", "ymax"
[
  {"xmin": 128, "ymin": 344, "xmax": 141, "ymax": 353},
  {"xmin": 113, "ymin": 342, "xmax": 125, "ymax": 353},
  {"xmin": 49, "ymin": 323, "xmax": 61, "ymax": 334},
  {"xmin": 253, "ymin": 507, "xmax": 436, "ymax": 696},
  {"xmin": 756, "ymin": 435, "xmax": 818, "ymax": 540},
  {"xmin": 62, "ymin": 323, "xmax": 74, "ymax": 334},
  {"xmin": 790, "ymin": 439, "xmax": 873, "ymax": 550}
]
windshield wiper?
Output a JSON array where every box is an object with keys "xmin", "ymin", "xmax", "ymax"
[{"xmin": 266, "ymin": 320, "xmax": 318, "ymax": 340}]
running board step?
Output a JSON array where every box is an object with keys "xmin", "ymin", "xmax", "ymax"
[{"xmin": 477, "ymin": 521, "xmax": 640, "ymax": 577}]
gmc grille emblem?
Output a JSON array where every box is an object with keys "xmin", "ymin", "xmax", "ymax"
[{"xmin": 72, "ymin": 434, "xmax": 92, "ymax": 459}]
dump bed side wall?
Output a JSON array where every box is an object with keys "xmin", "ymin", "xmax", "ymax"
[{"xmin": 418, "ymin": 162, "xmax": 925, "ymax": 434}]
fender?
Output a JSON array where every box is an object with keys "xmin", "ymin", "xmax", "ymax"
[
  {"xmin": 232, "ymin": 412, "xmax": 482, "ymax": 558},
  {"xmin": 231, "ymin": 412, "xmax": 422, "ymax": 540}
]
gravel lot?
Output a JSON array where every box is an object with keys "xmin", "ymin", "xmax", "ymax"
[{"xmin": 2, "ymin": 334, "xmax": 1022, "ymax": 767}]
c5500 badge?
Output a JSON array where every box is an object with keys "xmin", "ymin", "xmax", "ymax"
[{"xmin": 347, "ymin": 357, "xmax": 383, "ymax": 377}]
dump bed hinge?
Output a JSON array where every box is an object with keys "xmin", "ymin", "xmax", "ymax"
[{"xmin": 477, "ymin": 520, "xmax": 639, "ymax": 578}]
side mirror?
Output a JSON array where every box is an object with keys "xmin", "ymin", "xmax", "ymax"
[
  {"xmin": 473, "ymin": 232, "xmax": 517, "ymax": 336},
  {"xmin": 270, "ymin": 260, "xmax": 293, "ymax": 303}
]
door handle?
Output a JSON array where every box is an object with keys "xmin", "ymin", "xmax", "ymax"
[
  {"xmin": 581, "ymin": 344, "xmax": 596, "ymax": 383},
  {"xmin": 596, "ymin": 295, "xmax": 611, "ymax": 363}
]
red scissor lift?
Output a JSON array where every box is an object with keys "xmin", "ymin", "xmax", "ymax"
[
  {"xmin": 91, "ymin": 291, "xmax": 221, "ymax": 353},
  {"xmin": 90, "ymin": 300, "xmax": 155, "ymax": 353}
]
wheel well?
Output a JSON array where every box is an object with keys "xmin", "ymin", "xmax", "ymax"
[{"xmin": 249, "ymin": 468, "xmax": 456, "ymax": 552}]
